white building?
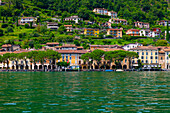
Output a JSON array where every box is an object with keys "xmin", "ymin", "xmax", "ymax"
[
  {"xmin": 19, "ymin": 17, "xmax": 36, "ymax": 25},
  {"xmin": 139, "ymin": 29, "xmax": 151, "ymax": 37},
  {"xmin": 64, "ymin": 16, "xmax": 83, "ymax": 24},
  {"xmin": 108, "ymin": 11, "xmax": 117, "ymax": 18},
  {"xmin": 164, "ymin": 49, "xmax": 170, "ymax": 69},
  {"xmin": 0, "ymin": 0, "xmax": 1, "ymax": 5},
  {"xmin": 122, "ymin": 43, "xmax": 143, "ymax": 51},
  {"xmin": 47, "ymin": 22, "xmax": 59, "ymax": 30}
]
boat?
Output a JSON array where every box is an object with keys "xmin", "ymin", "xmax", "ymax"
[
  {"xmin": 116, "ymin": 69, "xmax": 124, "ymax": 72},
  {"xmin": 105, "ymin": 69, "xmax": 113, "ymax": 72}
]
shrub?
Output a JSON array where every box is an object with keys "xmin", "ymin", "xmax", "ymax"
[
  {"xmin": 7, "ymin": 27, "xmax": 14, "ymax": 32},
  {"xmin": 1, "ymin": 23, "xmax": 8, "ymax": 28},
  {"xmin": 25, "ymin": 23, "xmax": 29, "ymax": 28},
  {"xmin": 0, "ymin": 29, "xmax": 3, "ymax": 36}
]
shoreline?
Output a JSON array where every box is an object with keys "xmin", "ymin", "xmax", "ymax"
[{"xmin": 0, "ymin": 69, "xmax": 169, "ymax": 72}]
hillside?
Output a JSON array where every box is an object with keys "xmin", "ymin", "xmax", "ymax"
[{"xmin": 1, "ymin": 0, "xmax": 170, "ymax": 25}]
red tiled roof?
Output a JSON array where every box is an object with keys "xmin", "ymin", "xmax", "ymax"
[
  {"xmin": 46, "ymin": 42, "xmax": 59, "ymax": 45},
  {"xmin": 107, "ymin": 29, "xmax": 122, "ymax": 31},
  {"xmin": 64, "ymin": 25, "xmax": 72, "ymax": 27},
  {"xmin": 2, "ymin": 44, "xmax": 12, "ymax": 48},
  {"xmin": 55, "ymin": 50, "xmax": 89, "ymax": 54}
]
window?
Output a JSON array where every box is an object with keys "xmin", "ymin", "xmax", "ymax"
[
  {"xmin": 141, "ymin": 56, "xmax": 144, "ymax": 59},
  {"xmin": 151, "ymin": 52, "xmax": 153, "ymax": 55},
  {"xmin": 146, "ymin": 52, "xmax": 148, "ymax": 55},
  {"xmin": 146, "ymin": 60, "xmax": 148, "ymax": 63},
  {"xmin": 167, "ymin": 52, "xmax": 169, "ymax": 55},
  {"xmin": 151, "ymin": 60, "xmax": 153, "ymax": 63},
  {"xmin": 142, "ymin": 60, "xmax": 144, "ymax": 63},
  {"xmin": 156, "ymin": 60, "xmax": 158, "ymax": 63},
  {"xmin": 167, "ymin": 57, "xmax": 169, "ymax": 60},
  {"xmin": 155, "ymin": 56, "xmax": 158, "ymax": 59},
  {"xmin": 142, "ymin": 52, "xmax": 144, "ymax": 55},
  {"xmin": 125, "ymin": 59, "xmax": 127, "ymax": 63},
  {"xmin": 155, "ymin": 52, "xmax": 158, "ymax": 55},
  {"xmin": 146, "ymin": 56, "xmax": 148, "ymax": 59},
  {"xmin": 137, "ymin": 52, "xmax": 139, "ymax": 55},
  {"xmin": 150, "ymin": 56, "xmax": 153, "ymax": 59},
  {"xmin": 161, "ymin": 57, "xmax": 163, "ymax": 60}
]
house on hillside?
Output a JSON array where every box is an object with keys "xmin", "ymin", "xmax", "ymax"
[
  {"xmin": 47, "ymin": 22, "xmax": 59, "ymax": 30},
  {"xmin": 122, "ymin": 43, "xmax": 143, "ymax": 51},
  {"xmin": 64, "ymin": 25, "xmax": 73, "ymax": 32},
  {"xmin": 19, "ymin": 17, "xmax": 37, "ymax": 26},
  {"xmin": 106, "ymin": 28, "xmax": 123, "ymax": 38},
  {"xmin": 134, "ymin": 21, "xmax": 149, "ymax": 28},
  {"xmin": 126, "ymin": 29, "xmax": 140, "ymax": 36},
  {"xmin": 93, "ymin": 8, "xmax": 117, "ymax": 18},
  {"xmin": 0, "ymin": 44, "xmax": 21, "ymax": 52},
  {"xmin": 84, "ymin": 28, "xmax": 100, "ymax": 37},
  {"xmin": 150, "ymin": 28, "xmax": 161, "ymax": 38},
  {"xmin": 158, "ymin": 20, "xmax": 170, "ymax": 26},
  {"xmin": 139, "ymin": 29, "xmax": 151, "ymax": 37},
  {"xmin": 64, "ymin": 16, "xmax": 83, "ymax": 24},
  {"xmin": 109, "ymin": 18, "xmax": 127, "ymax": 25}
]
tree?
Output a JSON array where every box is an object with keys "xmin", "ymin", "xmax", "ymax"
[
  {"xmin": 0, "ymin": 29, "xmax": 3, "ymax": 36},
  {"xmin": 58, "ymin": 25, "xmax": 66, "ymax": 34},
  {"xmin": 18, "ymin": 52, "xmax": 29, "ymax": 70},
  {"xmin": 104, "ymin": 51, "xmax": 117, "ymax": 69},
  {"xmin": 126, "ymin": 51, "xmax": 139, "ymax": 69},
  {"xmin": 46, "ymin": 50, "xmax": 61, "ymax": 70},
  {"xmin": 27, "ymin": 51, "xmax": 39, "ymax": 70},
  {"xmin": 7, "ymin": 26, "xmax": 14, "ymax": 32},
  {"xmin": 36, "ymin": 51, "xmax": 47, "ymax": 71},
  {"xmin": 91, "ymin": 49, "xmax": 105, "ymax": 68},
  {"xmin": 156, "ymin": 40, "xmax": 168, "ymax": 46},
  {"xmin": 81, "ymin": 53, "xmax": 92, "ymax": 69},
  {"xmin": 74, "ymin": 40, "xmax": 80, "ymax": 46},
  {"xmin": 25, "ymin": 23, "xmax": 29, "ymax": 28},
  {"xmin": 10, "ymin": 53, "xmax": 19, "ymax": 70}
]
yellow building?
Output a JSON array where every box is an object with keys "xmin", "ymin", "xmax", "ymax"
[
  {"xmin": 84, "ymin": 28, "xmax": 99, "ymax": 37},
  {"xmin": 129, "ymin": 46, "xmax": 166, "ymax": 69},
  {"xmin": 106, "ymin": 28, "xmax": 123, "ymax": 38}
]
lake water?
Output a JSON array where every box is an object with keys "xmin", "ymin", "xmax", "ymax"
[{"xmin": 0, "ymin": 72, "xmax": 169, "ymax": 112}]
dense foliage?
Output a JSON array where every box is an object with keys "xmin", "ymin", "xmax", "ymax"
[{"xmin": 0, "ymin": 0, "xmax": 169, "ymax": 24}]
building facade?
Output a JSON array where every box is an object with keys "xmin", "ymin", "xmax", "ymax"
[
  {"xmin": 109, "ymin": 18, "xmax": 127, "ymax": 25},
  {"xmin": 84, "ymin": 28, "xmax": 99, "ymax": 37},
  {"xmin": 19, "ymin": 17, "xmax": 37, "ymax": 25},
  {"xmin": 126, "ymin": 29, "xmax": 140, "ymax": 36},
  {"xmin": 106, "ymin": 28, "xmax": 123, "ymax": 38},
  {"xmin": 122, "ymin": 43, "xmax": 143, "ymax": 51},
  {"xmin": 47, "ymin": 22, "xmax": 59, "ymax": 30},
  {"xmin": 64, "ymin": 16, "xmax": 83, "ymax": 24},
  {"xmin": 158, "ymin": 20, "xmax": 170, "ymax": 26},
  {"xmin": 134, "ymin": 21, "xmax": 150, "ymax": 28}
]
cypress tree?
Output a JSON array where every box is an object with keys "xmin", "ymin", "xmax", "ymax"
[
  {"xmin": 166, "ymin": 22, "xmax": 169, "ymax": 41},
  {"xmin": 3, "ymin": 17, "xmax": 5, "ymax": 23},
  {"xmin": 16, "ymin": 17, "xmax": 18, "ymax": 27}
]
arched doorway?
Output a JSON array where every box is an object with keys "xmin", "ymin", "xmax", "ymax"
[
  {"xmin": 44, "ymin": 65, "xmax": 47, "ymax": 70},
  {"xmin": 79, "ymin": 66, "xmax": 82, "ymax": 70},
  {"xmin": 112, "ymin": 65, "xmax": 116, "ymax": 69},
  {"xmin": 12, "ymin": 66, "xmax": 15, "ymax": 69},
  {"xmin": 100, "ymin": 65, "xmax": 105, "ymax": 69},
  {"xmin": 39, "ymin": 65, "xmax": 42, "ymax": 70},
  {"xmin": 83, "ymin": 66, "xmax": 86, "ymax": 69},
  {"xmin": 20, "ymin": 65, "xmax": 24, "ymax": 70},
  {"xmin": 95, "ymin": 65, "xmax": 99, "ymax": 69},
  {"xmin": 34, "ymin": 65, "xmax": 38, "ymax": 70},
  {"xmin": 48, "ymin": 65, "xmax": 51, "ymax": 70},
  {"xmin": 123, "ymin": 65, "xmax": 127, "ymax": 69},
  {"xmin": 106, "ymin": 65, "xmax": 110, "ymax": 69},
  {"xmin": 25, "ymin": 65, "xmax": 29, "ymax": 70}
]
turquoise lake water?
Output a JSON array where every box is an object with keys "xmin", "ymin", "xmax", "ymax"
[{"xmin": 0, "ymin": 72, "xmax": 169, "ymax": 112}]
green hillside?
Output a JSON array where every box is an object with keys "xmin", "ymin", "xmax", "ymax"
[{"xmin": 1, "ymin": 0, "xmax": 170, "ymax": 24}]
